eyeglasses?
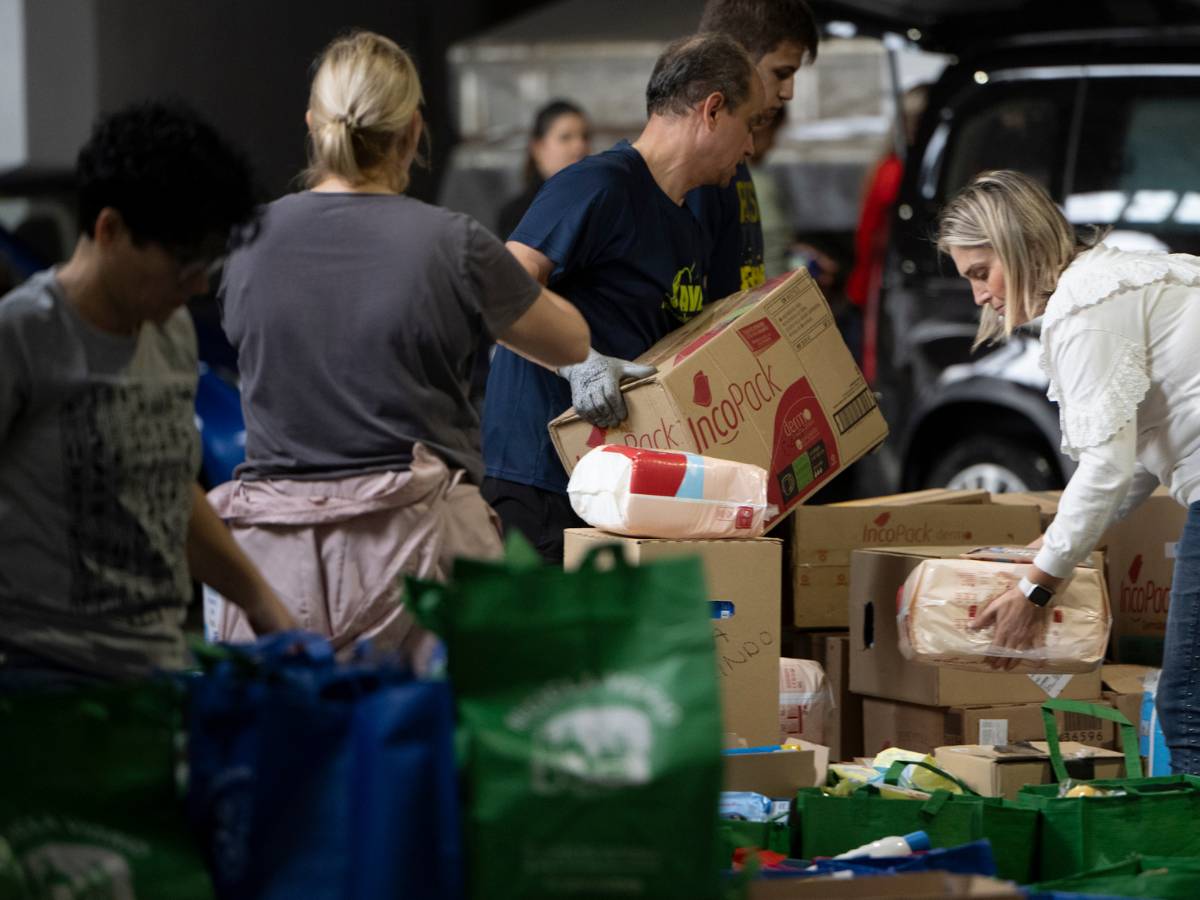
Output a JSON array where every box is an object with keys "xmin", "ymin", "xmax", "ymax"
[{"xmin": 175, "ymin": 254, "xmax": 227, "ymax": 286}]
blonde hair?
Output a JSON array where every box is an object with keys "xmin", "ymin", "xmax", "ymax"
[
  {"xmin": 937, "ymin": 170, "xmax": 1087, "ymax": 348},
  {"xmin": 304, "ymin": 31, "xmax": 425, "ymax": 193}
]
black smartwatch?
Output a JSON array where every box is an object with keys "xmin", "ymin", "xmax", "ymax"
[{"xmin": 1018, "ymin": 575, "xmax": 1054, "ymax": 608}]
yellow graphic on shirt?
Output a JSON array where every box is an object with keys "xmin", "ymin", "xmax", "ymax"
[
  {"xmin": 737, "ymin": 180, "xmax": 760, "ymax": 224},
  {"xmin": 740, "ymin": 264, "xmax": 766, "ymax": 291},
  {"xmin": 665, "ymin": 263, "xmax": 705, "ymax": 322}
]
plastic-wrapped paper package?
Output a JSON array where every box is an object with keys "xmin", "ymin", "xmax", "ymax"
[
  {"xmin": 567, "ymin": 445, "xmax": 773, "ymax": 539},
  {"xmin": 897, "ymin": 556, "xmax": 1111, "ymax": 673},
  {"xmin": 779, "ymin": 658, "xmax": 834, "ymax": 744}
]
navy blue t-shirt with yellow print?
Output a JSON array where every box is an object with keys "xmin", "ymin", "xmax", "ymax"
[
  {"xmin": 483, "ymin": 141, "xmax": 708, "ymax": 494},
  {"xmin": 686, "ymin": 161, "xmax": 766, "ymax": 300}
]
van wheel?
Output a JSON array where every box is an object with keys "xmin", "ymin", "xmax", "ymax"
[{"xmin": 923, "ymin": 436, "xmax": 1061, "ymax": 493}]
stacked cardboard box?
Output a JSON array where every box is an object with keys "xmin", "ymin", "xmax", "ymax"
[
  {"xmin": 564, "ymin": 529, "xmax": 783, "ymax": 746},
  {"xmin": 849, "ymin": 546, "xmax": 1107, "ymax": 755},
  {"xmin": 1100, "ymin": 488, "xmax": 1186, "ymax": 664},
  {"xmin": 989, "ymin": 490, "xmax": 1062, "ymax": 531},
  {"xmin": 789, "ymin": 492, "xmax": 1040, "ymax": 628},
  {"xmin": 862, "ymin": 697, "xmax": 1114, "ymax": 756},
  {"xmin": 1102, "ymin": 663, "xmax": 1155, "ymax": 742}
]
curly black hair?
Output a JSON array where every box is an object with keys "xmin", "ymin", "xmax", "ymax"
[{"xmin": 76, "ymin": 99, "xmax": 258, "ymax": 254}]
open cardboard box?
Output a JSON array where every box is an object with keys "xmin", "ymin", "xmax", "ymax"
[
  {"xmin": 934, "ymin": 741, "xmax": 1126, "ymax": 800},
  {"xmin": 849, "ymin": 546, "xmax": 1102, "ymax": 706},
  {"xmin": 723, "ymin": 737, "xmax": 827, "ymax": 796}
]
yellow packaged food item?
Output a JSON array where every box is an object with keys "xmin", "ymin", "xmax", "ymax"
[{"xmin": 872, "ymin": 747, "xmax": 964, "ymax": 795}]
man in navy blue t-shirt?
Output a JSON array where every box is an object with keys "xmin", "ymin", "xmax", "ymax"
[
  {"xmin": 686, "ymin": 0, "xmax": 820, "ymax": 298},
  {"xmin": 483, "ymin": 33, "xmax": 767, "ymax": 563}
]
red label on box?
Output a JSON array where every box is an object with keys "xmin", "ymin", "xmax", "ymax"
[
  {"xmin": 735, "ymin": 506, "xmax": 754, "ymax": 529},
  {"xmin": 737, "ymin": 317, "xmax": 782, "ymax": 354},
  {"xmin": 766, "ymin": 377, "xmax": 839, "ymax": 514}
]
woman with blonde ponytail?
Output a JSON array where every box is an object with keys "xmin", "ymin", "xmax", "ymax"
[
  {"xmin": 938, "ymin": 170, "xmax": 1200, "ymax": 774},
  {"xmin": 208, "ymin": 31, "xmax": 588, "ymax": 660}
]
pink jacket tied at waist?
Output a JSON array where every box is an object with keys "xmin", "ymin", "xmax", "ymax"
[{"xmin": 207, "ymin": 444, "xmax": 502, "ymax": 653}]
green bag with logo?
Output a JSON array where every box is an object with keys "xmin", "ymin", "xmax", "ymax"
[
  {"xmin": 411, "ymin": 537, "xmax": 724, "ymax": 900},
  {"xmin": 1017, "ymin": 698, "xmax": 1200, "ymax": 880},
  {"xmin": 0, "ymin": 680, "xmax": 213, "ymax": 899},
  {"xmin": 793, "ymin": 760, "xmax": 1038, "ymax": 882}
]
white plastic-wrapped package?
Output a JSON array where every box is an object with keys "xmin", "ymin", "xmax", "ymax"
[
  {"xmin": 779, "ymin": 658, "xmax": 834, "ymax": 744},
  {"xmin": 567, "ymin": 445, "xmax": 772, "ymax": 539},
  {"xmin": 897, "ymin": 556, "xmax": 1111, "ymax": 673}
]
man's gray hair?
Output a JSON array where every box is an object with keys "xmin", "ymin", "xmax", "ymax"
[{"xmin": 645, "ymin": 32, "xmax": 756, "ymax": 118}]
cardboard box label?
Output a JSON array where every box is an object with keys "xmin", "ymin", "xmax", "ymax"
[
  {"xmin": 978, "ymin": 719, "xmax": 1008, "ymax": 746},
  {"xmin": 1029, "ymin": 673, "xmax": 1073, "ymax": 698}
]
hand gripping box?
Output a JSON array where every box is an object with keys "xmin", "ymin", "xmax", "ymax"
[{"xmin": 548, "ymin": 270, "xmax": 889, "ymax": 526}]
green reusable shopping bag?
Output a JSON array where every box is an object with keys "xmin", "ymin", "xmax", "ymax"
[
  {"xmin": 1017, "ymin": 698, "xmax": 1200, "ymax": 881},
  {"xmin": 794, "ymin": 760, "xmax": 1038, "ymax": 882},
  {"xmin": 411, "ymin": 537, "xmax": 724, "ymax": 900},
  {"xmin": 0, "ymin": 680, "xmax": 213, "ymax": 900},
  {"xmin": 1029, "ymin": 854, "xmax": 1200, "ymax": 898}
]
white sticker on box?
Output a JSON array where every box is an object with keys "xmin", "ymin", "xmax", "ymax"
[
  {"xmin": 1166, "ymin": 542, "xmax": 1178, "ymax": 559},
  {"xmin": 978, "ymin": 719, "xmax": 1008, "ymax": 746},
  {"xmin": 1029, "ymin": 673, "xmax": 1073, "ymax": 698}
]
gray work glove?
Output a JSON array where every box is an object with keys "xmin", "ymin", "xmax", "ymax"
[{"xmin": 558, "ymin": 348, "xmax": 657, "ymax": 429}]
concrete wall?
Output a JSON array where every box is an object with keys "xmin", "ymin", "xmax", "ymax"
[{"xmin": 2, "ymin": 0, "xmax": 549, "ymax": 201}]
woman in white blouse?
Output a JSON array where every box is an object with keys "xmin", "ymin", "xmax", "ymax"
[{"xmin": 938, "ymin": 170, "xmax": 1200, "ymax": 774}]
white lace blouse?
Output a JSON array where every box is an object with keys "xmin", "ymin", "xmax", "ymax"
[{"xmin": 1034, "ymin": 243, "xmax": 1200, "ymax": 578}]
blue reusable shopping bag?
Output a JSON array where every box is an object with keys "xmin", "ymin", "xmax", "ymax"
[{"xmin": 186, "ymin": 632, "xmax": 461, "ymax": 900}]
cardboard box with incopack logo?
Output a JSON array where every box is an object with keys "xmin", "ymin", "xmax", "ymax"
[
  {"xmin": 790, "ymin": 496, "xmax": 1041, "ymax": 628},
  {"xmin": 989, "ymin": 490, "xmax": 1062, "ymax": 530},
  {"xmin": 1098, "ymin": 488, "xmax": 1187, "ymax": 664},
  {"xmin": 564, "ymin": 529, "xmax": 782, "ymax": 745},
  {"xmin": 849, "ymin": 546, "xmax": 1102, "ymax": 707},
  {"xmin": 548, "ymin": 270, "xmax": 889, "ymax": 526},
  {"xmin": 861, "ymin": 697, "xmax": 1114, "ymax": 756}
]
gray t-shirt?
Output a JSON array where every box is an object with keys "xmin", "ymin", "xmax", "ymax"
[
  {"xmin": 0, "ymin": 270, "xmax": 200, "ymax": 677},
  {"xmin": 220, "ymin": 192, "xmax": 541, "ymax": 483}
]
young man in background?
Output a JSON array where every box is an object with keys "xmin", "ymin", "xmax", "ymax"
[{"xmin": 689, "ymin": 0, "xmax": 821, "ymax": 297}]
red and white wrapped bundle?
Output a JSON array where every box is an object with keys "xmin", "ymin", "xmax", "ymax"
[{"xmin": 567, "ymin": 445, "xmax": 773, "ymax": 539}]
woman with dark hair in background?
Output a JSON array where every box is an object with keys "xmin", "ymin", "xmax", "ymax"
[{"xmin": 496, "ymin": 100, "xmax": 590, "ymax": 239}]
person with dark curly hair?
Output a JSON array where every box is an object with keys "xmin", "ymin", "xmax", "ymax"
[{"xmin": 0, "ymin": 100, "xmax": 295, "ymax": 684}]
